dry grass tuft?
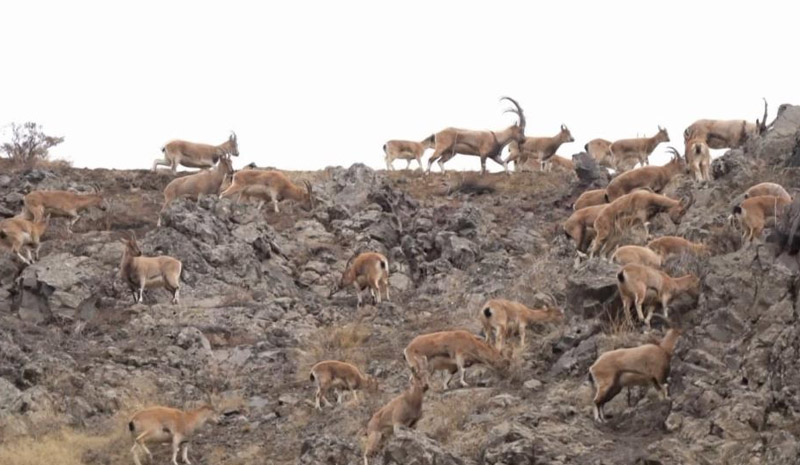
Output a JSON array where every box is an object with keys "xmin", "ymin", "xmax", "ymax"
[
  {"xmin": 0, "ymin": 427, "xmax": 122, "ymax": 465},
  {"xmin": 295, "ymin": 323, "xmax": 373, "ymax": 383}
]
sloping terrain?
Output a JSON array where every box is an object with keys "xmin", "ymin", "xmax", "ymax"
[{"xmin": 1, "ymin": 105, "xmax": 800, "ymax": 465}]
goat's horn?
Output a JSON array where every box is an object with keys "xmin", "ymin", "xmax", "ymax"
[{"xmin": 500, "ymin": 96, "xmax": 525, "ymax": 129}]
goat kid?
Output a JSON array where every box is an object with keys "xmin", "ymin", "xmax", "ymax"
[
  {"xmin": 119, "ymin": 232, "xmax": 182, "ymax": 305},
  {"xmin": 309, "ymin": 360, "xmax": 378, "ymax": 409},
  {"xmin": 363, "ymin": 376, "xmax": 427, "ymax": 465},
  {"xmin": 479, "ymin": 298, "xmax": 563, "ymax": 350},
  {"xmin": 329, "ymin": 252, "xmax": 389, "ymax": 307},
  {"xmin": 383, "ymin": 135, "xmax": 435, "ymax": 170}
]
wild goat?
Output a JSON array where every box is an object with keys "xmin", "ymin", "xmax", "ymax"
[
  {"xmin": 426, "ymin": 97, "xmax": 526, "ymax": 175},
  {"xmin": 744, "ymin": 182, "xmax": 791, "ymax": 202},
  {"xmin": 609, "ymin": 126, "xmax": 670, "ymax": 171},
  {"xmin": 589, "ymin": 328, "xmax": 681, "ymax": 422},
  {"xmin": 730, "ymin": 195, "xmax": 791, "ymax": 245},
  {"xmin": 363, "ymin": 376, "xmax": 426, "ymax": 465},
  {"xmin": 572, "ymin": 189, "xmax": 607, "ymax": 211},
  {"xmin": 309, "ymin": 360, "xmax": 378, "ymax": 410},
  {"xmin": 119, "ymin": 232, "xmax": 183, "ymax": 305},
  {"xmin": 479, "ymin": 298, "xmax": 563, "ymax": 350},
  {"xmin": 0, "ymin": 215, "xmax": 49, "ymax": 264},
  {"xmin": 159, "ymin": 156, "xmax": 234, "ymax": 226},
  {"xmin": 219, "ymin": 170, "xmax": 314, "ymax": 213},
  {"xmin": 585, "ymin": 138, "xmax": 615, "ymax": 168},
  {"xmin": 611, "ymin": 245, "xmax": 662, "ymax": 268},
  {"xmin": 590, "ymin": 191, "xmax": 692, "ymax": 259},
  {"xmin": 646, "ymin": 236, "xmax": 708, "ymax": 260},
  {"xmin": 684, "ymin": 138, "xmax": 711, "ymax": 182},
  {"xmin": 153, "ymin": 132, "xmax": 239, "ymax": 174},
  {"xmin": 505, "ymin": 124, "xmax": 574, "ymax": 172},
  {"xmin": 403, "ymin": 330, "xmax": 510, "ymax": 388},
  {"xmin": 683, "ymin": 99, "xmax": 768, "ymax": 149},
  {"xmin": 383, "ymin": 135, "xmax": 435, "ymax": 170},
  {"xmin": 617, "ymin": 264, "xmax": 700, "ymax": 329},
  {"xmin": 128, "ymin": 404, "xmax": 217, "ymax": 465},
  {"xmin": 549, "ymin": 154, "xmax": 575, "ymax": 172},
  {"xmin": 329, "ymin": 252, "xmax": 389, "ymax": 307},
  {"xmin": 563, "ymin": 204, "xmax": 607, "ymax": 254},
  {"xmin": 23, "ymin": 190, "xmax": 108, "ymax": 232},
  {"xmin": 604, "ymin": 147, "xmax": 687, "ymax": 202}
]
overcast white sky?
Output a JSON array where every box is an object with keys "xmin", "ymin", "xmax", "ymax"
[{"xmin": 1, "ymin": 1, "xmax": 797, "ymax": 173}]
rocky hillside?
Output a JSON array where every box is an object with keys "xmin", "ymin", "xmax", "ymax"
[{"xmin": 1, "ymin": 105, "xmax": 800, "ymax": 465}]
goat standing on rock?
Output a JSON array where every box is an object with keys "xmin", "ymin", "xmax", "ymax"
[
  {"xmin": 154, "ymin": 131, "xmax": 239, "ymax": 174},
  {"xmin": 329, "ymin": 252, "xmax": 390, "ymax": 307},
  {"xmin": 23, "ymin": 189, "xmax": 108, "ymax": 232},
  {"xmin": 119, "ymin": 232, "xmax": 183, "ymax": 305},
  {"xmin": 0, "ymin": 214, "xmax": 49, "ymax": 264},
  {"xmin": 128, "ymin": 403, "xmax": 218, "ymax": 465},
  {"xmin": 159, "ymin": 156, "xmax": 234, "ymax": 226},
  {"xmin": 220, "ymin": 170, "xmax": 314, "ymax": 213},
  {"xmin": 363, "ymin": 375, "xmax": 426, "ymax": 465}
]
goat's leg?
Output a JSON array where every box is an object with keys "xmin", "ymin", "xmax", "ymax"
[
  {"xmin": 405, "ymin": 159, "xmax": 411, "ymax": 170},
  {"xmin": 456, "ymin": 353, "xmax": 468, "ymax": 387},
  {"xmin": 171, "ymin": 435, "xmax": 181, "ymax": 465},
  {"xmin": 181, "ymin": 443, "xmax": 191, "ymax": 465},
  {"xmin": 272, "ymin": 197, "xmax": 279, "ymax": 213}
]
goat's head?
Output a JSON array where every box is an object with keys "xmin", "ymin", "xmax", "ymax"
[
  {"xmin": 666, "ymin": 146, "xmax": 690, "ymax": 175},
  {"xmin": 365, "ymin": 375, "xmax": 380, "ymax": 392},
  {"xmin": 227, "ymin": 131, "xmax": 240, "ymax": 157},
  {"xmin": 303, "ymin": 181, "xmax": 315, "ymax": 211},
  {"xmin": 559, "ymin": 124, "xmax": 575, "ymax": 143},
  {"xmin": 219, "ymin": 155, "xmax": 234, "ymax": 174},
  {"xmin": 668, "ymin": 193, "xmax": 694, "ymax": 224},
  {"xmin": 328, "ymin": 254, "xmax": 355, "ymax": 297},
  {"xmin": 501, "ymin": 96, "xmax": 526, "ymax": 142},
  {"xmin": 120, "ymin": 231, "xmax": 142, "ymax": 257},
  {"xmin": 656, "ymin": 125, "xmax": 670, "ymax": 143},
  {"xmin": 757, "ymin": 98, "xmax": 768, "ymax": 135}
]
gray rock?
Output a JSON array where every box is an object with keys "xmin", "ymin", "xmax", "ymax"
[{"xmin": 381, "ymin": 427, "xmax": 465, "ymax": 465}]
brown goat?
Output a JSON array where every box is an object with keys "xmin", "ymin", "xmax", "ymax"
[
  {"xmin": 684, "ymin": 99, "xmax": 768, "ymax": 149},
  {"xmin": 309, "ymin": 360, "xmax": 378, "ymax": 409},
  {"xmin": 404, "ymin": 330, "xmax": 510, "ymax": 388},
  {"xmin": 505, "ymin": 124, "xmax": 574, "ymax": 172},
  {"xmin": 684, "ymin": 138, "xmax": 711, "ymax": 182},
  {"xmin": 646, "ymin": 236, "xmax": 708, "ymax": 260},
  {"xmin": 129, "ymin": 404, "xmax": 217, "ymax": 465},
  {"xmin": 617, "ymin": 264, "xmax": 700, "ymax": 329},
  {"xmin": 329, "ymin": 252, "xmax": 390, "ymax": 307},
  {"xmin": 219, "ymin": 170, "xmax": 314, "ymax": 213},
  {"xmin": 363, "ymin": 376, "xmax": 427, "ymax": 465},
  {"xmin": 572, "ymin": 189, "xmax": 607, "ymax": 211},
  {"xmin": 610, "ymin": 126, "xmax": 670, "ymax": 170},
  {"xmin": 427, "ymin": 97, "xmax": 526, "ymax": 175},
  {"xmin": 23, "ymin": 190, "xmax": 108, "ymax": 232},
  {"xmin": 744, "ymin": 182, "xmax": 791, "ymax": 202},
  {"xmin": 611, "ymin": 245, "xmax": 662, "ymax": 268},
  {"xmin": 154, "ymin": 132, "xmax": 239, "ymax": 174},
  {"xmin": 589, "ymin": 328, "xmax": 681, "ymax": 422},
  {"xmin": 564, "ymin": 205, "xmax": 607, "ymax": 254},
  {"xmin": 730, "ymin": 195, "xmax": 791, "ymax": 246},
  {"xmin": 383, "ymin": 135, "xmax": 435, "ymax": 170},
  {"xmin": 0, "ymin": 215, "xmax": 49, "ymax": 264},
  {"xmin": 159, "ymin": 156, "xmax": 234, "ymax": 226},
  {"xmin": 590, "ymin": 191, "xmax": 692, "ymax": 259},
  {"xmin": 585, "ymin": 138, "xmax": 615, "ymax": 168},
  {"xmin": 549, "ymin": 154, "xmax": 576, "ymax": 172},
  {"xmin": 479, "ymin": 298, "xmax": 564, "ymax": 350},
  {"xmin": 604, "ymin": 147, "xmax": 688, "ymax": 202},
  {"xmin": 119, "ymin": 232, "xmax": 182, "ymax": 305}
]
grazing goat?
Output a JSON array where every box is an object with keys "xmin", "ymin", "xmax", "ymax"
[
  {"xmin": 329, "ymin": 252, "xmax": 389, "ymax": 307},
  {"xmin": 505, "ymin": 124, "xmax": 574, "ymax": 172},
  {"xmin": 617, "ymin": 264, "xmax": 699, "ymax": 329},
  {"xmin": 427, "ymin": 97, "xmax": 526, "ymax": 175},
  {"xmin": 609, "ymin": 126, "xmax": 670, "ymax": 171},
  {"xmin": 646, "ymin": 236, "xmax": 708, "ymax": 260},
  {"xmin": 604, "ymin": 147, "xmax": 687, "ymax": 202},
  {"xmin": 119, "ymin": 232, "xmax": 182, "ymax": 305},
  {"xmin": 590, "ymin": 191, "xmax": 692, "ymax": 259},
  {"xmin": 589, "ymin": 328, "xmax": 681, "ymax": 422},
  {"xmin": 383, "ymin": 135, "xmax": 435, "ymax": 170},
  {"xmin": 159, "ymin": 156, "xmax": 234, "ymax": 226},
  {"xmin": 154, "ymin": 132, "xmax": 239, "ymax": 174},
  {"xmin": 744, "ymin": 182, "xmax": 791, "ymax": 202},
  {"xmin": 684, "ymin": 138, "xmax": 711, "ymax": 182},
  {"xmin": 309, "ymin": 360, "xmax": 378, "ymax": 410},
  {"xmin": 129, "ymin": 404, "xmax": 217, "ymax": 465},
  {"xmin": 585, "ymin": 138, "xmax": 615, "ymax": 168},
  {"xmin": 0, "ymin": 215, "xmax": 49, "ymax": 264},
  {"xmin": 23, "ymin": 190, "xmax": 108, "ymax": 232},
  {"xmin": 730, "ymin": 195, "xmax": 791, "ymax": 246},
  {"xmin": 572, "ymin": 189, "xmax": 607, "ymax": 211},
  {"xmin": 564, "ymin": 204, "xmax": 607, "ymax": 254},
  {"xmin": 403, "ymin": 330, "xmax": 510, "ymax": 388},
  {"xmin": 479, "ymin": 298, "xmax": 564, "ymax": 350},
  {"xmin": 363, "ymin": 376, "xmax": 426, "ymax": 465},
  {"xmin": 219, "ymin": 170, "xmax": 314, "ymax": 213},
  {"xmin": 684, "ymin": 99, "xmax": 768, "ymax": 149},
  {"xmin": 611, "ymin": 245, "xmax": 662, "ymax": 268}
]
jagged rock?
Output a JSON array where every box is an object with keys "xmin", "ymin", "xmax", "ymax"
[
  {"xmin": 381, "ymin": 427, "xmax": 465, "ymax": 465},
  {"xmin": 436, "ymin": 232, "xmax": 478, "ymax": 269},
  {"xmin": 482, "ymin": 421, "xmax": 537, "ymax": 465},
  {"xmin": 0, "ymin": 377, "xmax": 21, "ymax": 412},
  {"xmin": 299, "ymin": 434, "xmax": 361, "ymax": 465},
  {"xmin": 566, "ymin": 259, "xmax": 621, "ymax": 318},
  {"xmin": 573, "ymin": 151, "xmax": 609, "ymax": 187}
]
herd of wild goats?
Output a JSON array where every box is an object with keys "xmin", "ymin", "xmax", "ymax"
[{"xmin": 0, "ymin": 97, "xmax": 791, "ymax": 464}]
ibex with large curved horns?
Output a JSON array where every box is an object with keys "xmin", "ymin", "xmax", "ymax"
[
  {"xmin": 683, "ymin": 99, "xmax": 768, "ymax": 149},
  {"xmin": 426, "ymin": 97, "xmax": 526, "ymax": 176}
]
